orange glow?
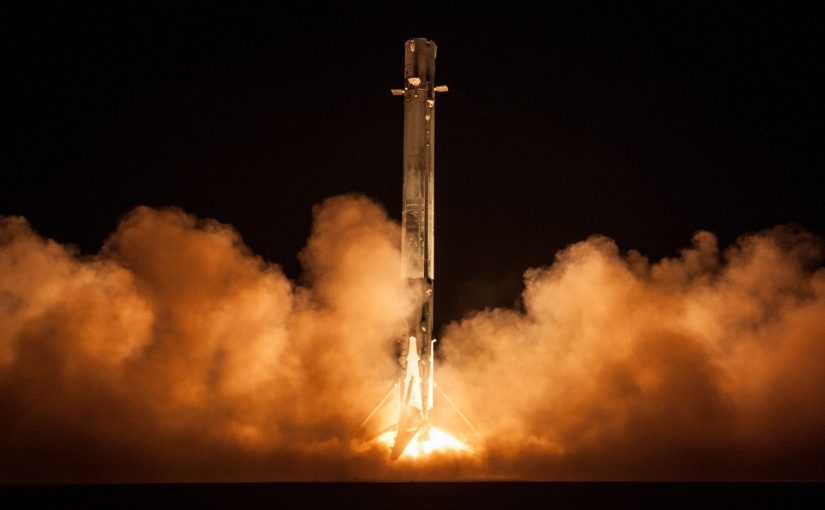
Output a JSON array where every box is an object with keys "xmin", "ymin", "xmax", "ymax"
[
  {"xmin": 376, "ymin": 427, "xmax": 473, "ymax": 459},
  {"xmin": 3, "ymin": 197, "xmax": 825, "ymax": 480}
]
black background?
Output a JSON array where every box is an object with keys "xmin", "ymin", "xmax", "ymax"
[
  {"xmin": 3, "ymin": 3, "xmax": 823, "ymax": 334},
  {"xmin": 6, "ymin": 482, "xmax": 825, "ymax": 510}
]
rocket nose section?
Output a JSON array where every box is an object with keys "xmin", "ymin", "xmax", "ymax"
[
  {"xmin": 405, "ymin": 38, "xmax": 436, "ymax": 52},
  {"xmin": 405, "ymin": 38, "xmax": 437, "ymax": 85}
]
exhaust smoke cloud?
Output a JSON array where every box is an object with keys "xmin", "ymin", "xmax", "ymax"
[
  {"xmin": 438, "ymin": 227, "xmax": 825, "ymax": 479},
  {"xmin": 1, "ymin": 195, "xmax": 824, "ymax": 480}
]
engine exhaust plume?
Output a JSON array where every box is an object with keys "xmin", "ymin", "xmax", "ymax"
[
  {"xmin": 438, "ymin": 227, "xmax": 825, "ymax": 480},
  {"xmin": 2, "ymin": 198, "xmax": 825, "ymax": 480}
]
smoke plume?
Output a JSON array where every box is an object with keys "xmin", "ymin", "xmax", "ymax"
[
  {"xmin": 439, "ymin": 227, "xmax": 825, "ymax": 479},
  {"xmin": 1, "ymin": 195, "xmax": 824, "ymax": 480}
]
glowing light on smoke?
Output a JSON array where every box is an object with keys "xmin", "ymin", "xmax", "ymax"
[
  {"xmin": 376, "ymin": 427, "xmax": 473, "ymax": 459},
  {"xmin": 3, "ymin": 198, "xmax": 825, "ymax": 480}
]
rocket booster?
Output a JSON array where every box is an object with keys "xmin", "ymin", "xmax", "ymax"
[
  {"xmin": 390, "ymin": 38, "xmax": 447, "ymax": 459},
  {"xmin": 353, "ymin": 39, "xmax": 462, "ymax": 459}
]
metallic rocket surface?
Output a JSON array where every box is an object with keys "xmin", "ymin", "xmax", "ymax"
[
  {"xmin": 399, "ymin": 38, "xmax": 437, "ymax": 282},
  {"xmin": 353, "ymin": 39, "xmax": 467, "ymax": 459},
  {"xmin": 390, "ymin": 38, "xmax": 447, "ymax": 459}
]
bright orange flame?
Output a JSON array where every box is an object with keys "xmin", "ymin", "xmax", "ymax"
[{"xmin": 376, "ymin": 427, "xmax": 473, "ymax": 459}]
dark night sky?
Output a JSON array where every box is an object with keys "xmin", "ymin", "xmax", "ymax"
[{"xmin": 3, "ymin": 3, "xmax": 823, "ymax": 333}]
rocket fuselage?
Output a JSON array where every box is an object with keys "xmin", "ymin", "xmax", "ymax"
[
  {"xmin": 392, "ymin": 38, "xmax": 443, "ymax": 459},
  {"xmin": 401, "ymin": 38, "xmax": 436, "ymax": 285},
  {"xmin": 401, "ymin": 38, "xmax": 437, "ymax": 407}
]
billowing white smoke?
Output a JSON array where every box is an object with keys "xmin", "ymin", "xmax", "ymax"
[
  {"xmin": 1, "ymin": 195, "xmax": 824, "ymax": 480},
  {"xmin": 438, "ymin": 227, "xmax": 825, "ymax": 479}
]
